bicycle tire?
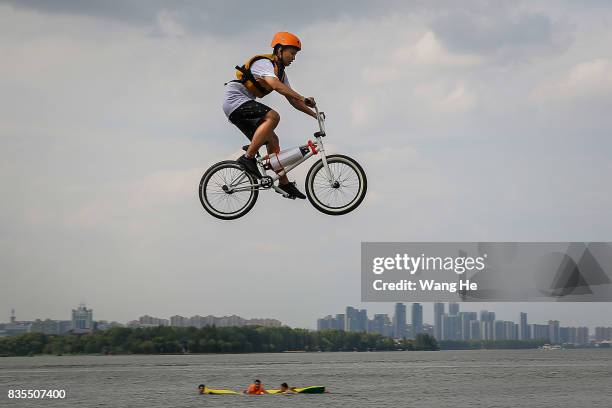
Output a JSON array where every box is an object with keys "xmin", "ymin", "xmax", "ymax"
[
  {"xmin": 305, "ymin": 154, "xmax": 367, "ymax": 216},
  {"xmin": 199, "ymin": 160, "xmax": 259, "ymax": 220}
]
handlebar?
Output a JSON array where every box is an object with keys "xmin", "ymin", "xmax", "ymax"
[{"xmin": 315, "ymin": 105, "xmax": 326, "ymax": 136}]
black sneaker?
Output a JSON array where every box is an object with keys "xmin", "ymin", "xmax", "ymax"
[
  {"xmin": 279, "ymin": 181, "xmax": 306, "ymax": 199},
  {"xmin": 237, "ymin": 155, "xmax": 261, "ymax": 179}
]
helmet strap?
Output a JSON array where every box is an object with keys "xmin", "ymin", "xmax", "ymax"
[{"xmin": 274, "ymin": 46, "xmax": 285, "ymax": 67}]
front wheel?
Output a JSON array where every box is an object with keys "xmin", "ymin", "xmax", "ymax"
[
  {"xmin": 305, "ymin": 154, "xmax": 367, "ymax": 216},
  {"xmin": 199, "ymin": 160, "xmax": 259, "ymax": 220}
]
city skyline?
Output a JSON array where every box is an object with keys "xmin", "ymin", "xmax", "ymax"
[
  {"xmin": 0, "ymin": 306, "xmax": 283, "ymax": 328},
  {"xmin": 3, "ymin": 301, "xmax": 612, "ymax": 331},
  {"xmin": 0, "ymin": 304, "xmax": 283, "ymax": 337},
  {"xmin": 3, "ymin": 302, "xmax": 612, "ymax": 345},
  {"xmin": 317, "ymin": 302, "xmax": 612, "ymax": 342}
]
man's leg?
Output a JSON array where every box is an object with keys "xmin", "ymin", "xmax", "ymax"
[
  {"xmin": 265, "ymin": 132, "xmax": 289, "ymax": 185},
  {"xmin": 266, "ymin": 131, "xmax": 306, "ymax": 199},
  {"xmin": 246, "ymin": 110, "xmax": 280, "ymax": 158}
]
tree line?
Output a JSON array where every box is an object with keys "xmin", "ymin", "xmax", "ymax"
[{"xmin": 0, "ymin": 326, "xmax": 440, "ymax": 356}]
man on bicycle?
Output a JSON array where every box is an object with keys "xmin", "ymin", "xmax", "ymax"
[{"xmin": 222, "ymin": 31, "xmax": 317, "ymax": 199}]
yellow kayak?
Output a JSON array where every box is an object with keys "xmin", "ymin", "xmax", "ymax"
[{"xmin": 201, "ymin": 388, "xmax": 240, "ymax": 395}]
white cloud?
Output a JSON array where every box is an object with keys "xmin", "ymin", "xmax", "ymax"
[
  {"xmin": 395, "ymin": 31, "xmax": 485, "ymax": 67},
  {"xmin": 533, "ymin": 58, "xmax": 612, "ymax": 102},
  {"xmin": 65, "ymin": 167, "xmax": 203, "ymax": 230},
  {"xmin": 363, "ymin": 31, "xmax": 484, "ymax": 86},
  {"xmin": 156, "ymin": 9, "xmax": 187, "ymax": 38},
  {"xmin": 349, "ymin": 96, "xmax": 375, "ymax": 127},
  {"xmin": 414, "ymin": 81, "xmax": 477, "ymax": 113}
]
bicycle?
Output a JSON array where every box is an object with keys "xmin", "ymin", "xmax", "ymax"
[{"xmin": 199, "ymin": 106, "xmax": 367, "ymax": 220}]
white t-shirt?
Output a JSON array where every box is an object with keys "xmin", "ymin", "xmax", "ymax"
[{"xmin": 222, "ymin": 59, "xmax": 291, "ymax": 117}]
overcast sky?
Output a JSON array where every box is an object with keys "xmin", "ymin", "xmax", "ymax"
[{"xmin": 1, "ymin": 1, "xmax": 611, "ymax": 329}]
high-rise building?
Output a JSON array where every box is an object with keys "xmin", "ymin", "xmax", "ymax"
[
  {"xmin": 480, "ymin": 310, "xmax": 495, "ymax": 340},
  {"xmin": 170, "ymin": 315, "xmax": 188, "ymax": 327},
  {"xmin": 519, "ymin": 312, "xmax": 529, "ymax": 340},
  {"xmin": 494, "ymin": 320, "xmax": 505, "ymax": 340},
  {"xmin": 530, "ymin": 324, "xmax": 550, "ymax": 341},
  {"xmin": 562, "ymin": 326, "xmax": 590, "ymax": 345},
  {"xmin": 357, "ymin": 309, "xmax": 368, "ymax": 332},
  {"xmin": 345, "ymin": 307, "xmax": 357, "ymax": 332},
  {"xmin": 449, "ymin": 302, "xmax": 460, "ymax": 316},
  {"xmin": 345, "ymin": 307, "xmax": 368, "ymax": 333},
  {"xmin": 317, "ymin": 314, "xmax": 346, "ymax": 331},
  {"xmin": 560, "ymin": 327, "xmax": 570, "ymax": 343},
  {"xmin": 71, "ymin": 303, "xmax": 93, "ymax": 333},
  {"xmin": 317, "ymin": 315, "xmax": 334, "ymax": 330},
  {"xmin": 548, "ymin": 320, "xmax": 560, "ymax": 344},
  {"xmin": 459, "ymin": 312, "xmax": 477, "ymax": 340},
  {"xmin": 335, "ymin": 314, "xmax": 346, "ymax": 331},
  {"xmin": 393, "ymin": 303, "xmax": 407, "ymax": 338},
  {"xmin": 58, "ymin": 320, "xmax": 72, "ymax": 335},
  {"xmin": 480, "ymin": 310, "xmax": 495, "ymax": 322},
  {"xmin": 595, "ymin": 327, "xmax": 612, "ymax": 341},
  {"xmin": 30, "ymin": 319, "xmax": 61, "ymax": 335},
  {"xmin": 505, "ymin": 322, "xmax": 518, "ymax": 340},
  {"xmin": 371, "ymin": 314, "xmax": 392, "ymax": 337},
  {"xmin": 411, "ymin": 303, "xmax": 423, "ymax": 339},
  {"xmin": 434, "ymin": 303, "xmax": 445, "ymax": 340},
  {"xmin": 469, "ymin": 320, "xmax": 481, "ymax": 340},
  {"xmin": 138, "ymin": 315, "xmax": 170, "ymax": 326},
  {"xmin": 442, "ymin": 314, "xmax": 460, "ymax": 340},
  {"xmin": 479, "ymin": 321, "xmax": 491, "ymax": 340},
  {"xmin": 577, "ymin": 327, "xmax": 589, "ymax": 345},
  {"xmin": 491, "ymin": 321, "xmax": 518, "ymax": 341}
]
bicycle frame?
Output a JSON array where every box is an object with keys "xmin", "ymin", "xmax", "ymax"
[{"xmin": 226, "ymin": 106, "xmax": 334, "ymax": 194}]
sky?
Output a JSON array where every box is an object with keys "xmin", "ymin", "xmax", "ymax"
[{"xmin": 1, "ymin": 1, "xmax": 612, "ymax": 329}]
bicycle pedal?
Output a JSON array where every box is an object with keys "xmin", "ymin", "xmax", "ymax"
[{"xmin": 274, "ymin": 189, "xmax": 295, "ymax": 199}]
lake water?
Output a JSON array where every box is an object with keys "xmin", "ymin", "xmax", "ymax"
[{"xmin": 1, "ymin": 349, "xmax": 611, "ymax": 407}]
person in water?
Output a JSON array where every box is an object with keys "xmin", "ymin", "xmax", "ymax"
[
  {"xmin": 244, "ymin": 379, "xmax": 268, "ymax": 394},
  {"xmin": 197, "ymin": 384, "xmax": 206, "ymax": 394},
  {"xmin": 279, "ymin": 383, "xmax": 297, "ymax": 393}
]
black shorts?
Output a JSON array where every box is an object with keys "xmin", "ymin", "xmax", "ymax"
[{"xmin": 228, "ymin": 100, "xmax": 272, "ymax": 141}]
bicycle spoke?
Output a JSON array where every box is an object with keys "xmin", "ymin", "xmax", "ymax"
[
  {"xmin": 311, "ymin": 159, "xmax": 362, "ymax": 209},
  {"xmin": 204, "ymin": 164, "xmax": 255, "ymax": 215}
]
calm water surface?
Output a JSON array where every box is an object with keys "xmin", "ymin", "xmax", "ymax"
[{"xmin": 1, "ymin": 350, "xmax": 611, "ymax": 407}]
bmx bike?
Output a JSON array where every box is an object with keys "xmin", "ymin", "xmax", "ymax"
[{"xmin": 199, "ymin": 106, "xmax": 367, "ymax": 220}]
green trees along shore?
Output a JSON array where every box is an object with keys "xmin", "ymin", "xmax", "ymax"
[{"xmin": 0, "ymin": 326, "xmax": 440, "ymax": 356}]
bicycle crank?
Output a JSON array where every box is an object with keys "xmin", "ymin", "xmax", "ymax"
[{"xmin": 260, "ymin": 176, "xmax": 274, "ymax": 189}]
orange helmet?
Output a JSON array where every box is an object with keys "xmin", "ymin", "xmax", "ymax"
[{"xmin": 271, "ymin": 32, "xmax": 301, "ymax": 50}]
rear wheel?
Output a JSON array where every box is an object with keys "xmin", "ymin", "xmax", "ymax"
[
  {"xmin": 199, "ymin": 160, "xmax": 258, "ymax": 220},
  {"xmin": 305, "ymin": 154, "xmax": 367, "ymax": 215}
]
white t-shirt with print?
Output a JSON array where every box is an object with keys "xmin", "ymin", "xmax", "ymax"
[{"xmin": 222, "ymin": 59, "xmax": 291, "ymax": 118}]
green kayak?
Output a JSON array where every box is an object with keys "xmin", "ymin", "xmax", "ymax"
[{"xmin": 268, "ymin": 386, "xmax": 326, "ymax": 394}]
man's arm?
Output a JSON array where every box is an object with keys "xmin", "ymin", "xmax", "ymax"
[
  {"xmin": 286, "ymin": 95, "xmax": 317, "ymax": 119},
  {"xmin": 261, "ymin": 76, "xmax": 317, "ymax": 119}
]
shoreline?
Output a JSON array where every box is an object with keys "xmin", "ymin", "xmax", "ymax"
[{"xmin": 3, "ymin": 347, "xmax": 610, "ymax": 358}]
